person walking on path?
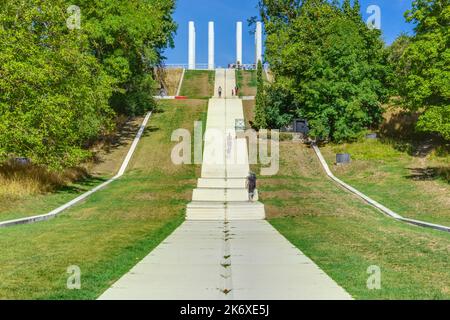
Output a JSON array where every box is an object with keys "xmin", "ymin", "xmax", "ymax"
[
  {"xmin": 235, "ymin": 85, "xmax": 239, "ymax": 97},
  {"xmin": 218, "ymin": 86, "xmax": 222, "ymax": 98},
  {"xmin": 246, "ymin": 172, "xmax": 257, "ymax": 201}
]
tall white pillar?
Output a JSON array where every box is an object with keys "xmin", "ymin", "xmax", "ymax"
[
  {"xmin": 236, "ymin": 21, "xmax": 243, "ymax": 65},
  {"xmin": 208, "ymin": 21, "xmax": 215, "ymax": 70},
  {"xmin": 188, "ymin": 21, "xmax": 196, "ymax": 70},
  {"xmin": 193, "ymin": 25, "xmax": 196, "ymax": 67},
  {"xmin": 255, "ymin": 21, "xmax": 263, "ymax": 65}
]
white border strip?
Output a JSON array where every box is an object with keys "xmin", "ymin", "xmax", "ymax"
[
  {"xmin": 311, "ymin": 143, "xmax": 450, "ymax": 233},
  {"xmin": 0, "ymin": 112, "xmax": 152, "ymax": 228},
  {"xmin": 176, "ymin": 68, "xmax": 186, "ymax": 97}
]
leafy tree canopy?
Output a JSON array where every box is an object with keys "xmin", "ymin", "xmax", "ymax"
[
  {"xmin": 259, "ymin": 0, "xmax": 390, "ymax": 142},
  {"xmin": 0, "ymin": 0, "xmax": 176, "ymax": 169},
  {"xmin": 398, "ymin": 0, "xmax": 450, "ymax": 140}
]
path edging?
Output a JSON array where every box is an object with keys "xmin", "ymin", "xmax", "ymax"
[
  {"xmin": 0, "ymin": 112, "xmax": 152, "ymax": 229},
  {"xmin": 311, "ymin": 143, "xmax": 450, "ymax": 233},
  {"xmin": 176, "ymin": 68, "xmax": 186, "ymax": 97}
]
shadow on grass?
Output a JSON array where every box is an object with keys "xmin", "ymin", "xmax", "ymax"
[
  {"xmin": 91, "ymin": 119, "xmax": 160, "ymax": 168},
  {"xmin": 379, "ymin": 110, "xmax": 447, "ymax": 157},
  {"xmin": 406, "ymin": 167, "xmax": 450, "ymax": 183},
  {"xmin": 55, "ymin": 176, "xmax": 109, "ymax": 195}
]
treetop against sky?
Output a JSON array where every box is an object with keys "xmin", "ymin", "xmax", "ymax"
[{"xmin": 164, "ymin": 0, "xmax": 414, "ymax": 66}]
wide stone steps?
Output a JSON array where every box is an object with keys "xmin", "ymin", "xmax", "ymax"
[
  {"xmin": 192, "ymin": 188, "xmax": 249, "ymax": 202},
  {"xmin": 186, "ymin": 201, "xmax": 265, "ymax": 220},
  {"xmin": 197, "ymin": 178, "xmax": 246, "ymax": 189},
  {"xmin": 185, "ymin": 68, "xmax": 265, "ymax": 221}
]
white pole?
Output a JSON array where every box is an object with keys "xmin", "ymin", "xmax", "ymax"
[
  {"xmin": 188, "ymin": 21, "xmax": 196, "ymax": 70},
  {"xmin": 208, "ymin": 21, "xmax": 215, "ymax": 70},
  {"xmin": 255, "ymin": 21, "xmax": 263, "ymax": 65},
  {"xmin": 236, "ymin": 21, "xmax": 243, "ymax": 65},
  {"xmin": 193, "ymin": 25, "xmax": 196, "ymax": 68}
]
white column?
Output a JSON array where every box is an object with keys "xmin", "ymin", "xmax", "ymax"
[
  {"xmin": 188, "ymin": 21, "xmax": 196, "ymax": 70},
  {"xmin": 208, "ymin": 21, "xmax": 215, "ymax": 70},
  {"xmin": 236, "ymin": 21, "xmax": 243, "ymax": 65},
  {"xmin": 193, "ymin": 25, "xmax": 196, "ymax": 67},
  {"xmin": 255, "ymin": 21, "xmax": 263, "ymax": 65}
]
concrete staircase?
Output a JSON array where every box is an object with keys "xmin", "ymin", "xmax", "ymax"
[
  {"xmin": 186, "ymin": 69, "xmax": 265, "ymax": 221},
  {"xmin": 186, "ymin": 201, "xmax": 266, "ymax": 220}
]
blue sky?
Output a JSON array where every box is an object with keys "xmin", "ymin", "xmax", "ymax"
[{"xmin": 164, "ymin": 0, "xmax": 415, "ymax": 67}]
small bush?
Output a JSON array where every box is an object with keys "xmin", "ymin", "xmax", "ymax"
[{"xmin": 279, "ymin": 133, "xmax": 293, "ymax": 141}]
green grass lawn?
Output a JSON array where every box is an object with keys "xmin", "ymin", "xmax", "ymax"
[
  {"xmin": 0, "ymin": 99, "xmax": 207, "ymax": 299},
  {"xmin": 254, "ymin": 142, "xmax": 450, "ymax": 299},
  {"xmin": 0, "ymin": 177, "xmax": 107, "ymax": 222},
  {"xmin": 179, "ymin": 70, "xmax": 215, "ymax": 99},
  {"xmin": 320, "ymin": 139, "xmax": 450, "ymax": 226},
  {"xmin": 236, "ymin": 70, "xmax": 257, "ymax": 96},
  {"xmin": 236, "ymin": 69, "xmax": 269, "ymax": 97}
]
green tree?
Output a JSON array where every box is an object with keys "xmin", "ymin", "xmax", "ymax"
[
  {"xmin": 259, "ymin": 0, "xmax": 390, "ymax": 141},
  {"xmin": 0, "ymin": 0, "xmax": 177, "ymax": 169},
  {"xmin": 398, "ymin": 0, "xmax": 450, "ymax": 140},
  {"xmin": 0, "ymin": 0, "xmax": 114, "ymax": 169},
  {"xmin": 342, "ymin": 0, "xmax": 352, "ymax": 15},
  {"xmin": 254, "ymin": 60, "xmax": 267, "ymax": 129},
  {"xmin": 386, "ymin": 34, "xmax": 411, "ymax": 95},
  {"xmin": 73, "ymin": 0, "xmax": 177, "ymax": 116}
]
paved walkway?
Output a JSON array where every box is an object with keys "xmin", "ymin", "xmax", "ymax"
[
  {"xmin": 187, "ymin": 69, "xmax": 264, "ymax": 220},
  {"xmin": 99, "ymin": 69, "xmax": 352, "ymax": 300}
]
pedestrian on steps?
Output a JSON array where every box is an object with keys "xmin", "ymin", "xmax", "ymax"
[
  {"xmin": 218, "ymin": 86, "xmax": 222, "ymax": 98},
  {"xmin": 246, "ymin": 172, "xmax": 257, "ymax": 201}
]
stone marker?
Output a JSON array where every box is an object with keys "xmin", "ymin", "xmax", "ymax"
[{"xmin": 336, "ymin": 153, "xmax": 351, "ymax": 165}]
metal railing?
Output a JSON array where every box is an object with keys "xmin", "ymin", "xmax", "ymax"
[{"xmin": 164, "ymin": 63, "xmax": 270, "ymax": 70}]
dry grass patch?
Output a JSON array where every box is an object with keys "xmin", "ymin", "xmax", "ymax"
[
  {"xmin": 88, "ymin": 116, "xmax": 145, "ymax": 178},
  {"xmin": 163, "ymin": 68, "xmax": 183, "ymax": 95},
  {"xmin": 0, "ymin": 163, "xmax": 89, "ymax": 200}
]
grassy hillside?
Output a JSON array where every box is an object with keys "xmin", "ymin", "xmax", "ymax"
[
  {"xmin": 236, "ymin": 70, "xmax": 257, "ymax": 96},
  {"xmin": 0, "ymin": 117, "xmax": 145, "ymax": 222},
  {"xmin": 236, "ymin": 69, "xmax": 270, "ymax": 97},
  {"xmin": 0, "ymin": 99, "xmax": 207, "ymax": 299},
  {"xmin": 321, "ymin": 139, "xmax": 450, "ymax": 226},
  {"xmin": 243, "ymin": 97, "xmax": 450, "ymax": 299},
  {"xmin": 255, "ymin": 142, "xmax": 450, "ymax": 299},
  {"xmin": 179, "ymin": 70, "xmax": 215, "ymax": 99},
  {"xmin": 317, "ymin": 107, "xmax": 450, "ymax": 226},
  {"xmin": 159, "ymin": 68, "xmax": 183, "ymax": 96}
]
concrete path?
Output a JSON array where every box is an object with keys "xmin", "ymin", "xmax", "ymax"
[
  {"xmin": 99, "ymin": 69, "xmax": 352, "ymax": 300},
  {"xmin": 99, "ymin": 220, "xmax": 351, "ymax": 300}
]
